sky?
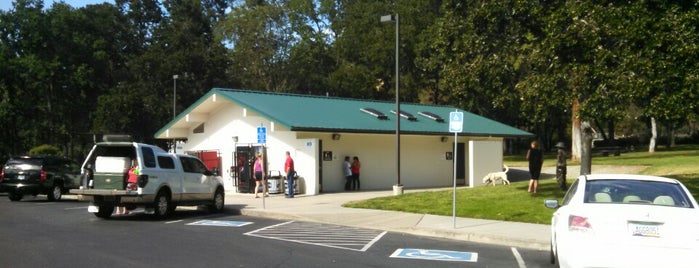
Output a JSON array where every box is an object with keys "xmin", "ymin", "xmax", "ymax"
[{"xmin": 1, "ymin": 0, "xmax": 115, "ymax": 12}]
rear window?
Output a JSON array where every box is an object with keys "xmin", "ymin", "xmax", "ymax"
[
  {"xmin": 584, "ymin": 179, "xmax": 694, "ymax": 208},
  {"xmin": 4, "ymin": 159, "xmax": 42, "ymax": 171}
]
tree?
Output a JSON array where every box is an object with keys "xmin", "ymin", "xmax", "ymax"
[{"xmin": 219, "ymin": 0, "xmax": 294, "ymax": 92}]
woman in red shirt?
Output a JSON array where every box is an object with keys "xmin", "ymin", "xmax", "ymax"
[{"xmin": 351, "ymin": 156, "xmax": 361, "ymax": 191}]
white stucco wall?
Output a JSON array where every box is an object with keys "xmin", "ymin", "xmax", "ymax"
[
  {"xmin": 312, "ymin": 133, "xmax": 458, "ymax": 192},
  {"xmin": 174, "ymin": 101, "xmax": 504, "ymax": 195},
  {"xmin": 469, "ymin": 139, "xmax": 505, "ymax": 187}
]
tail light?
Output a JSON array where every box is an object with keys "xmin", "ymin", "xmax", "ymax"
[
  {"xmin": 569, "ymin": 215, "xmax": 592, "ymax": 232},
  {"xmin": 40, "ymin": 169, "xmax": 47, "ymax": 182},
  {"xmin": 1, "ymin": 167, "xmax": 5, "ymax": 181},
  {"xmin": 137, "ymin": 175, "xmax": 148, "ymax": 188}
]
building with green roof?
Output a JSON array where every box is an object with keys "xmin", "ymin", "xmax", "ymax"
[{"xmin": 155, "ymin": 88, "xmax": 532, "ymax": 194}]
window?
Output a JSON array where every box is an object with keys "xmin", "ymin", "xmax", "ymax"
[
  {"xmin": 193, "ymin": 123, "xmax": 205, "ymax": 133},
  {"xmin": 360, "ymin": 108, "xmax": 388, "ymax": 120},
  {"xmin": 141, "ymin": 147, "xmax": 156, "ymax": 168},
  {"xmin": 418, "ymin": 111, "xmax": 445, "ymax": 122},
  {"xmin": 180, "ymin": 157, "xmax": 208, "ymax": 174},
  {"xmin": 584, "ymin": 179, "xmax": 693, "ymax": 208},
  {"xmin": 391, "ymin": 110, "xmax": 417, "ymax": 121},
  {"xmin": 561, "ymin": 179, "xmax": 579, "ymax": 206},
  {"xmin": 157, "ymin": 156, "xmax": 175, "ymax": 169}
]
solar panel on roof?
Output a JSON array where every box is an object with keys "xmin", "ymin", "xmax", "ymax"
[
  {"xmin": 418, "ymin": 111, "xmax": 445, "ymax": 122},
  {"xmin": 391, "ymin": 110, "xmax": 417, "ymax": 121},
  {"xmin": 360, "ymin": 108, "xmax": 388, "ymax": 120}
]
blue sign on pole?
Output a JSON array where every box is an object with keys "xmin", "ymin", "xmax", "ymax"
[
  {"xmin": 257, "ymin": 126, "xmax": 266, "ymax": 144},
  {"xmin": 449, "ymin": 112, "xmax": 463, "ymax": 133}
]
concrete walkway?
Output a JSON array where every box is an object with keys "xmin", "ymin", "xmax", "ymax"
[{"xmin": 225, "ymin": 165, "xmax": 648, "ymax": 251}]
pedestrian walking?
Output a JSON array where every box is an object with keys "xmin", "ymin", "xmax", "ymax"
[{"xmin": 253, "ymin": 153, "xmax": 268, "ymax": 198}]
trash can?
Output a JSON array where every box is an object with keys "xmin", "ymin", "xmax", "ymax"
[
  {"xmin": 283, "ymin": 175, "xmax": 300, "ymax": 195},
  {"xmin": 267, "ymin": 170, "xmax": 283, "ymax": 194}
]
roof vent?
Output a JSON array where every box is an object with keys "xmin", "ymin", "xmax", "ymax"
[
  {"xmin": 418, "ymin": 111, "xmax": 445, "ymax": 122},
  {"xmin": 360, "ymin": 108, "xmax": 388, "ymax": 120},
  {"xmin": 391, "ymin": 110, "xmax": 417, "ymax": 121}
]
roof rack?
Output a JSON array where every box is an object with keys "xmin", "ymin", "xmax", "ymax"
[
  {"xmin": 102, "ymin": 134, "xmax": 133, "ymax": 142},
  {"xmin": 418, "ymin": 111, "xmax": 445, "ymax": 122},
  {"xmin": 391, "ymin": 110, "xmax": 417, "ymax": 121},
  {"xmin": 360, "ymin": 108, "xmax": 388, "ymax": 120}
]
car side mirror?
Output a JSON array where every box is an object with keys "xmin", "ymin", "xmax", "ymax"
[
  {"xmin": 212, "ymin": 167, "xmax": 219, "ymax": 176},
  {"xmin": 544, "ymin": 199, "xmax": 560, "ymax": 209}
]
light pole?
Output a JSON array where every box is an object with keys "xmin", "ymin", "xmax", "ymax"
[
  {"xmin": 381, "ymin": 14, "xmax": 402, "ymax": 195},
  {"xmin": 172, "ymin": 74, "xmax": 179, "ymax": 153},
  {"xmin": 173, "ymin": 74, "xmax": 179, "ymax": 120}
]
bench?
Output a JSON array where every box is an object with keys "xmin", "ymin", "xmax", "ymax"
[{"xmin": 593, "ymin": 146, "xmax": 622, "ymax": 156}]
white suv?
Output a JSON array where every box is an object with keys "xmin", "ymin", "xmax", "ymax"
[{"xmin": 71, "ymin": 136, "xmax": 225, "ymax": 219}]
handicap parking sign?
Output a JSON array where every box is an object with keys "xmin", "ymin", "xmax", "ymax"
[
  {"xmin": 449, "ymin": 112, "xmax": 463, "ymax": 133},
  {"xmin": 257, "ymin": 126, "xmax": 266, "ymax": 144}
]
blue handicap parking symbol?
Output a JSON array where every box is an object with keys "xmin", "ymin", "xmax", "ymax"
[{"xmin": 390, "ymin": 248, "xmax": 478, "ymax": 262}]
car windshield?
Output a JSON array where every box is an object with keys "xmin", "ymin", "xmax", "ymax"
[
  {"xmin": 584, "ymin": 179, "xmax": 694, "ymax": 208},
  {"xmin": 4, "ymin": 159, "xmax": 42, "ymax": 171}
]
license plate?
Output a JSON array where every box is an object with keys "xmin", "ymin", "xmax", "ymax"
[
  {"xmin": 629, "ymin": 222, "xmax": 661, "ymax": 238},
  {"xmin": 17, "ymin": 175, "xmax": 25, "ymax": 180}
]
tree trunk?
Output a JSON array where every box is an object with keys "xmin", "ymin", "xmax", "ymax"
[
  {"xmin": 571, "ymin": 99, "xmax": 582, "ymax": 162},
  {"xmin": 607, "ymin": 120, "xmax": 615, "ymax": 145},
  {"xmin": 580, "ymin": 121, "xmax": 594, "ymax": 175},
  {"xmin": 668, "ymin": 123, "xmax": 675, "ymax": 148},
  {"xmin": 649, "ymin": 117, "xmax": 657, "ymax": 153}
]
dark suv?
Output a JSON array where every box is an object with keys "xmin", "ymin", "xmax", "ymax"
[{"xmin": 0, "ymin": 156, "xmax": 81, "ymax": 201}]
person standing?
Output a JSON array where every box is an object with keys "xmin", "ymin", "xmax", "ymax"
[
  {"xmin": 118, "ymin": 159, "xmax": 139, "ymax": 215},
  {"xmin": 526, "ymin": 141, "xmax": 544, "ymax": 194},
  {"xmin": 555, "ymin": 142, "xmax": 568, "ymax": 191},
  {"xmin": 253, "ymin": 153, "xmax": 267, "ymax": 198},
  {"xmin": 351, "ymin": 156, "xmax": 361, "ymax": 191},
  {"xmin": 284, "ymin": 151, "xmax": 295, "ymax": 198},
  {"xmin": 343, "ymin": 156, "xmax": 352, "ymax": 191}
]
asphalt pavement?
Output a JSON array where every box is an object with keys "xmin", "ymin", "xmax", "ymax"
[
  {"xmin": 225, "ymin": 164, "xmax": 647, "ymax": 252},
  {"xmin": 226, "ymin": 168, "xmax": 554, "ymax": 251}
]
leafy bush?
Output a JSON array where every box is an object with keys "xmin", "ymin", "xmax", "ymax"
[{"xmin": 28, "ymin": 144, "xmax": 63, "ymax": 156}]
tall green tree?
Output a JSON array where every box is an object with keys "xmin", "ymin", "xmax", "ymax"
[{"xmin": 219, "ymin": 0, "xmax": 294, "ymax": 92}]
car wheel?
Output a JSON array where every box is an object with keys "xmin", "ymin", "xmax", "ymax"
[
  {"xmin": 8, "ymin": 192, "xmax": 22, "ymax": 201},
  {"xmin": 208, "ymin": 188, "xmax": 225, "ymax": 213},
  {"xmin": 152, "ymin": 191, "xmax": 171, "ymax": 219},
  {"xmin": 94, "ymin": 205, "xmax": 114, "ymax": 219},
  {"xmin": 47, "ymin": 184, "xmax": 63, "ymax": 201},
  {"xmin": 552, "ymin": 244, "xmax": 561, "ymax": 268}
]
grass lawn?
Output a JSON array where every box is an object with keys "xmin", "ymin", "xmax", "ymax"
[{"xmin": 343, "ymin": 144, "xmax": 699, "ymax": 225}]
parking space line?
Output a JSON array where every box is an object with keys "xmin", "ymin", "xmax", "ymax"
[
  {"xmin": 245, "ymin": 221, "xmax": 386, "ymax": 252},
  {"xmin": 511, "ymin": 247, "xmax": 526, "ymax": 268}
]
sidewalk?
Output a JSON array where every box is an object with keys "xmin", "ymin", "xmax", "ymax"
[
  {"xmin": 224, "ymin": 189, "xmax": 551, "ymax": 251},
  {"xmin": 223, "ymin": 165, "xmax": 648, "ymax": 251}
]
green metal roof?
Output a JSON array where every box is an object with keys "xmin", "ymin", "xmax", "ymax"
[{"xmin": 155, "ymin": 88, "xmax": 533, "ymax": 138}]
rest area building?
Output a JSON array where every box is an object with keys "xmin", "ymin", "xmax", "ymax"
[{"xmin": 154, "ymin": 88, "xmax": 532, "ymax": 195}]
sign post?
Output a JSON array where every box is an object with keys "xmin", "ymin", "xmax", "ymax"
[
  {"xmin": 449, "ymin": 111, "xmax": 463, "ymax": 228},
  {"xmin": 256, "ymin": 125, "xmax": 267, "ymax": 208}
]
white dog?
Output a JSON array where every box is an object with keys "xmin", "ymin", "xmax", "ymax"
[{"xmin": 482, "ymin": 165, "xmax": 510, "ymax": 186}]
